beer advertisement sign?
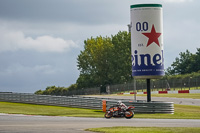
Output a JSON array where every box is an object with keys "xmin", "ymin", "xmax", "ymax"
[{"xmin": 130, "ymin": 4, "xmax": 164, "ymax": 79}]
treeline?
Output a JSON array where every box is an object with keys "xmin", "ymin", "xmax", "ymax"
[
  {"xmin": 164, "ymin": 71, "xmax": 200, "ymax": 81},
  {"xmin": 35, "ymin": 30, "xmax": 200, "ymax": 95},
  {"xmin": 166, "ymin": 48, "xmax": 200, "ymax": 75},
  {"xmin": 35, "ymin": 31, "xmax": 132, "ymax": 95},
  {"xmin": 76, "ymin": 31, "xmax": 132, "ymax": 90},
  {"xmin": 35, "ymin": 71, "xmax": 200, "ymax": 96},
  {"xmin": 35, "ymin": 84, "xmax": 77, "ymax": 95}
]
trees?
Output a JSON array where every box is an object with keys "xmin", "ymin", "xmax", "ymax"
[
  {"xmin": 76, "ymin": 31, "xmax": 132, "ymax": 89},
  {"xmin": 35, "ymin": 31, "xmax": 132, "ymax": 95},
  {"xmin": 76, "ymin": 36, "xmax": 114, "ymax": 89},
  {"xmin": 166, "ymin": 48, "xmax": 200, "ymax": 75},
  {"xmin": 111, "ymin": 31, "xmax": 132, "ymax": 83},
  {"xmin": 34, "ymin": 86, "xmax": 69, "ymax": 96},
  {"xmin": 34, "ymin": 30, "xmax": 200, "ymax": 95},
  {"xmin": 193, "ymin": 48, "xmax": 200, "ymax": 72}
]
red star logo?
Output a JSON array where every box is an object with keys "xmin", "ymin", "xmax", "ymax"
[{"xmin": 142, "ymin": 25, "xmax": 161, "ymax": 47}]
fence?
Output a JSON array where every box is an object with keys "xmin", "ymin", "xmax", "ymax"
[
  {"xmin": 109, "ymin": 77, "xmax": 200, "ymax": 94},
  {"xmin": 64, "ymin": 87, "xmax": 100, "ymax": 96},
  {"xmin": 58, "ymin": 77, "xmax": 200, "ymax": 95},
  {"xmin": 0, "ymin": 93, "xmax": 174, "ymax": 114}
]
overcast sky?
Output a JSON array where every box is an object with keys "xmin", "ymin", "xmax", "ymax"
[{"xmin": 0, "ymin": 0, "xmax": 199, "ymax": 93}]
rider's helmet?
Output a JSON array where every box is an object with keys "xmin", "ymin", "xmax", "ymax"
[{"xmin": 117, "ymin": 100, "xmax": 122, "ymax": 105}]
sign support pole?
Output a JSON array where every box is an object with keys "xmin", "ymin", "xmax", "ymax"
[
  {"xmin": 147, "ymin": 79, "xmax": 151, "ymax": 102},
  {"xmin": 134, "ymin": 78, "xmax": 136, "ymax": 101}
]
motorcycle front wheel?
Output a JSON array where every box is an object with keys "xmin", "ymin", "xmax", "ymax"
[
  {"xmin": 125, "ymin": 111, "xmax": 134, "ymax": 119},
  {"xmin": 104, "ymin": 112, "xmax": 113, "ymax": 119}
]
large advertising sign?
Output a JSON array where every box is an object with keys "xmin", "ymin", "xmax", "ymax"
[{"xmin": 130, "ymin": 4, "xmax": 164, "ymax": 79}]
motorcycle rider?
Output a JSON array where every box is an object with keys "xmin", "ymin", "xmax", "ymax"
[{"xmin": 117, "ymin": 100, "xmax": 128, "ymax": 114}]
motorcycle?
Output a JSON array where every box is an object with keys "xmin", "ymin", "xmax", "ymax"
[{"xmin": 104, "ymin": 105, "xmax": 135, "ymax": 119}]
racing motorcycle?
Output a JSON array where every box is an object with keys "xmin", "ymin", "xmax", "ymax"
[{"xmin": 104, "ymin": 105, "xmax": 135, "ymax": 119}]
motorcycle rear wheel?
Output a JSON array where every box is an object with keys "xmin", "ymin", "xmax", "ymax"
[
  {"xmin": 104, "ymin": 112, "xmax": 113, "ymax": 119},
  {"xmin": 125, "ymin": 111, "xmax": 134, "ymax": 119}
]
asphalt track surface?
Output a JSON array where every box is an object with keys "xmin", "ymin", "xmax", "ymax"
[
  {"xmin": 1, "ymin": 96, "xmax": 200, "ymax": 133},
  {"xmin": 1, "ymin": 113, "xmax": 200, "ymax": 133}
]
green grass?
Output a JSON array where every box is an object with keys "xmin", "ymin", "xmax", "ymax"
[
  {"xmin": 0, "ymin": 102, "xmax": 104, "ymax": 117},
  {"xmin": 135, "ymin": 104, "xmax": 200, "ymax": 119},
  {"xmin": 86, "ymin": 127, "xmax": 200, "ymax": 133},
  {"xmin": 116, "ymin": 93, "xmax": 200, "ymax": 99},
  {"xmin": 136, "ymin": 87, "xmax": 199, "ymax": 92},
  {"xmin": 152, "ymin": 93, "xmax": 200, "ymax": 99},
  {"xmin": 136, "ymin": 93, "xmax": 200, "ymax": 99},
  {"xmin": 0, "ymin": 102, "xmax": 200, "ymax": 119}
]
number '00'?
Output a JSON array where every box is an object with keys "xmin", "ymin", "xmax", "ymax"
[{"xmin": 136, "ymin": 22, "xmax": 148, "ymax": 31}]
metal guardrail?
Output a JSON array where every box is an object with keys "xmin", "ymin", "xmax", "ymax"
[
  {"xmin": 0, "ymin": 93, "xmax": 174, "ymax": 114},
  {"xmin": 0, "ymin": 93, "xmax": 103, "ymax": 109},
  {"xmin": 106, "ymin": 100, "xmax": 174, "ymax": 114}
]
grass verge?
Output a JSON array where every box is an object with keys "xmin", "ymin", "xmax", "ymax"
[
  {"xmin": 135, "ymin": 104, "xmax": 200, "ymax": 119},
  {"xmin": 0, "ymin": 102, "xmax": 200, "ymax": 119},
  {"xmin": 0, "ymin": 102, "xmax": 104, "ymax": 117},
  {"xmin": 121, "ymin": 93, "xmax": 200, "ymax": 99},
  {"xmin": 86, "ymin": 127, "xmax": 200, "ymax": 133},
  {"xmin": 136, "ymin": 87, "xmax": 199, "ymax": 92}
]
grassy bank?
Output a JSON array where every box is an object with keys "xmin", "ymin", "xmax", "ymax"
[
  {"xmin": 120, "ymin": 93, "xmax": 200, "ymax": 99},
  {"xmin": 0, "ymin": 102, "xmax": 104, "ymax": 117},
  {"xmin": 151, "ymin": 93, "xmax": 200, "ymax": 99},
  {"xmin": 135, "ymin": 104, "xmax": 200, "ymax": 119},
  {"xmin": 86, "ymin": 127, "xmax": 200, "ymax": 133},
  {"xmin": 0, "ymin": 102, "xmax": 200, "ymax": 119}
]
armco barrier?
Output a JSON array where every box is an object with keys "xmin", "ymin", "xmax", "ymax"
[
  {"xmin": 0, "ymin": 93, "xmax": 174, "ymax": 114},
  {"xmin": 0, "ymin": 93, "xmax": 102, "ymax": 110},
  {"xmin": 105, "ymin": 100, "xmax": 174, "ymax": 114}
]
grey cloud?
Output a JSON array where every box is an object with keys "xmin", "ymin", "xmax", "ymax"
[
  {"xmin": 0, "ymin": 28, "xmax": 78, "ymax": 53},
  {"xmin": 0, "ymin": 0, "xmax": 129, "ymax": 24},
  {"xmin": 0, "ymin": 50, "xmax": 79, "ymax": 93},
  {"xmin": 0, "ymin": 0, "xmax": 200, "ymax": 93}
]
